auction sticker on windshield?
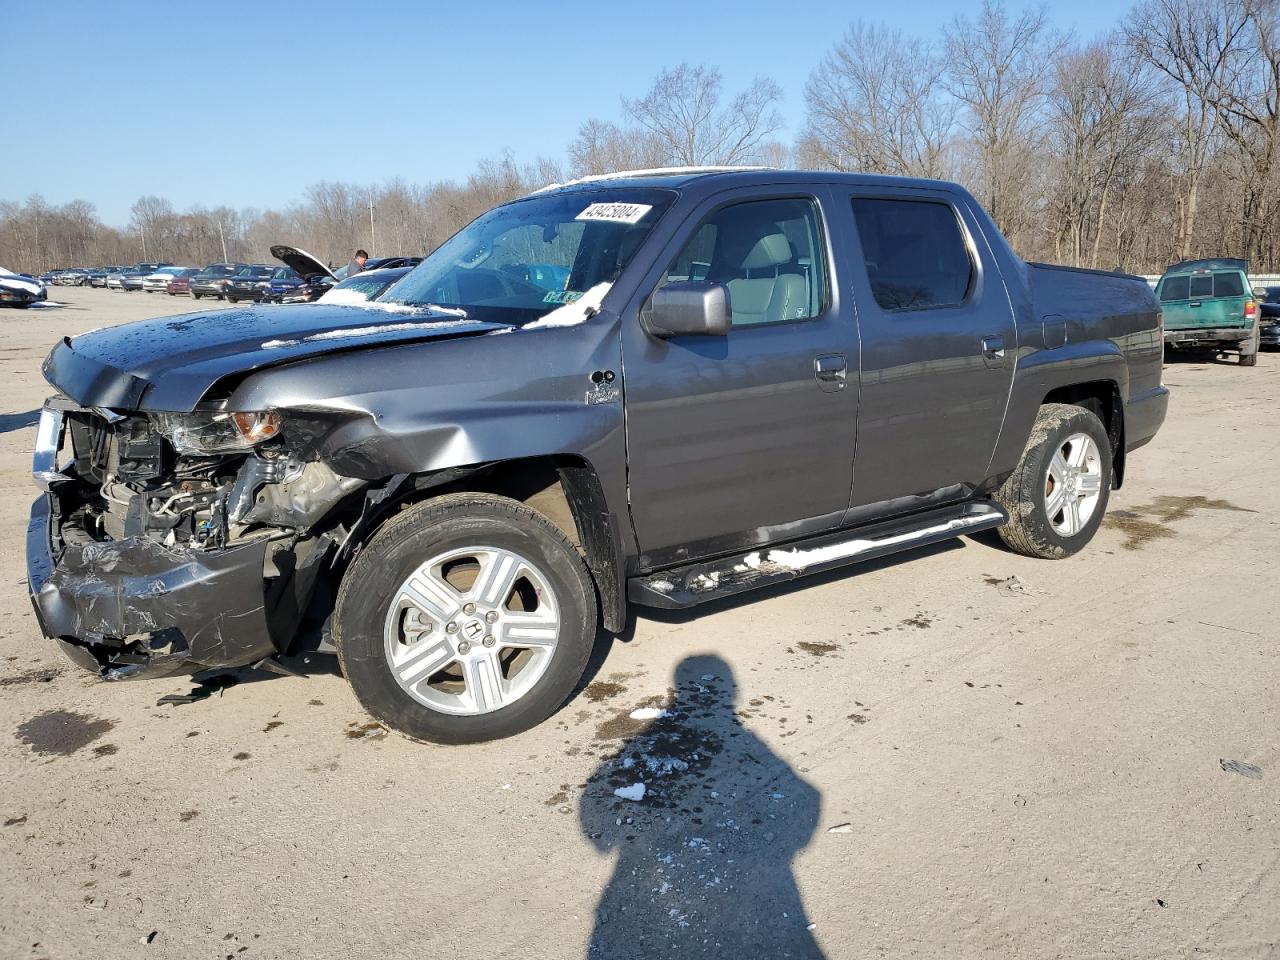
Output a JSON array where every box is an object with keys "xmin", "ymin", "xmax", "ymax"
[{"xmin": 575, "ymin": 202, "xmax": 653, "ymax": 224}]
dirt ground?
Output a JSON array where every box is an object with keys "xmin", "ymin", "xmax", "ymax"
[{"xmin": 0, "ymin": 288, "xmax": 1276, "ymax": 959}]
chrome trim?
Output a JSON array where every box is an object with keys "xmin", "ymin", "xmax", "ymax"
[{"xmin": 32, "ymin": 405, "xmax": 69, "ymax": 491}]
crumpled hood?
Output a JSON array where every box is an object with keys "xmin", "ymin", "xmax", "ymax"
[{"xmin": 43, "ymin": 303, "xmax": 509, "ymax": 412}]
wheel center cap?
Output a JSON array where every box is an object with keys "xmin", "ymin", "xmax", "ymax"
[{"xmin": 460, "ymin": 619, "xmax": 486, "ymax": 642}]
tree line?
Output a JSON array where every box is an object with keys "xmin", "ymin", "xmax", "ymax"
[{"xmin": 4, "ymin": 0, "xmax": 1277, "ymax": 276}]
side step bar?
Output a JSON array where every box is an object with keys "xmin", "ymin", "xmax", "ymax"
[{"xmin": 628, "ymin": 501, "xmax": 1007, "ymax": 609}]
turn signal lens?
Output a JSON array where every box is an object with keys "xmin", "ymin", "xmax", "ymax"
[{"xmin": 231, "ymin": 411, "xmax": 282, "ymax": 444}]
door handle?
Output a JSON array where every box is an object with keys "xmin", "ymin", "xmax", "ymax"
[
  {"xmin": 981, "ymin": 336, "xmax": 1006, "ymax": 359},
  {"xmin": 815, "ymin": 354, "xmax": 847, "ymax": 381}
]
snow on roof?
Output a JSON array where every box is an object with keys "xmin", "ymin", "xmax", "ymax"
[{"xmin": 533, "ymin": 165, "xmax": 770, "ymax": 194}]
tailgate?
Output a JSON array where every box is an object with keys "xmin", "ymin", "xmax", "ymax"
[{"xmin": 1163, "ymin": 297, "xmax": 1247, "ymax": 330}]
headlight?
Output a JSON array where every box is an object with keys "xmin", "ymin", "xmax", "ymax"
[{"xmin": 150, "ymin": 410, "xmax": 282, "ymax": 455}]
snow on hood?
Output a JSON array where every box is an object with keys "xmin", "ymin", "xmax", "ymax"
[
  {"xmin": 522, "ymin": 282, "xmax": 611, "ymax": 329},
  {"xmin": 0, "ymin": 273, "xmax": 43, "ymax": 295},
  {"xmin": 316, "ymin": 288, "xmax": 377, "ymax": 306},
  {"xmin": 261, "ymin": 315, "xmax": 477, "ymax": 349}
]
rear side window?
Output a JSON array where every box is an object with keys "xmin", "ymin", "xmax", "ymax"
[
  {"xmin": 1213, "ymin": 272, "xmax": 1244, "ymax": 297},
  {"xmin": 1159, "ymin": 276, "xmax": 1189, "ymax": 301},
  {"xmin": 1189, "ymin": 275, "xmax": 1213, "ymax": 298},
  {"xmin": 850, "ymin": 198, "xmax": 973, "ymax": 311}
]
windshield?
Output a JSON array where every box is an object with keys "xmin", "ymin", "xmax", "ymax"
[
  {"xmin": 271, "ymin": 267, "xmax": 299, "ymax": 280},
  {"xmin": 237, "ymin": 266, "xmax": 271, "ymax": 278},
  {"xmin": 381, "ymin": 188, "xmax": 677, "ymax": 324}
]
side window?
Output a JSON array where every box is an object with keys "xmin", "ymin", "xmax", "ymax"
[
  {"xmin": 850, "ymin": 198, "xmax": 974, "ymax": 311},
  {"xmin": 663, "ymin": 198, "xmax": 827, "ymax": 327}
]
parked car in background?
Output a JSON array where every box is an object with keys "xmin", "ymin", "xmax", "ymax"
[
  {"xmin": 333, "ymin": 255, "xmax": 423, "ymax": 281},
  {"xmin": 0, "ymin": 267, "xmax": 46, "ymax": 308},
  {"xmin": 142, "ymin": 266, "xmax": 194, "ymax": 293},
  {"xmin": 58, "ymin": 269, "xmax": 90, "ymax": 286},
  {"xmin": 260, "ymin": 266, "xmax": 304, "ymax": 303},
  {"xmin": 269, "ymin": 245, "xmax": 339, "ymax": 302},
  {"xmin": 38, "ymin": 270, "xmax": 60, "ymax": 285},
  {"xmin": 28, "ymin": 168, "xmax": 1169, "ymax": 743},
  {"xmin": 121, "ymin": 262, "xmax": 173, "ymax": 292},
  {"xmin": 165, "ymin": 268, "xmax": 200, "ymax": 296},
  {"xmin": 1259, "ymin": 285, "xmax": 1280, "ymax": 349},
  {"xmin": 190, "ymin": 263, "xmax": 243, "ymax": 300},
  {"xmin": 87, "ymin": 269, "xmax": 110, "ymax": 287},
  {"xmin": 1157, "ymin": 258, "xmax": 1259, "ymax": 365},
  {"xmin": 224, "ymin": 265, "xmax": 275, "ymax": 303},
  {"xmin": 105, "ymin": 269, "xmax": 128, "ymax": 290},
  {"xmin": 316, "ymin": 266, "xmax": 414, "ymax": 305}
]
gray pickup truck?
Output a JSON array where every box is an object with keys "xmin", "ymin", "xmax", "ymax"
[{"xmin": 28, "ymin": 168, "xmax": 1168, "ymax": 743}]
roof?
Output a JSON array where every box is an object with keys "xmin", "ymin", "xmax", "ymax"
[{"xmin": 531, "ymin": 167, "xmax": 968, "ymax": 198}]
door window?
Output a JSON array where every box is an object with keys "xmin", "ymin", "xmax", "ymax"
[
  {"xmin": 663, "ymin": 198, "xmax": 827, "ymax": 327},
  {"xmin": 850, "ymin": 198, "xmax": 974, "ymax": 311}
]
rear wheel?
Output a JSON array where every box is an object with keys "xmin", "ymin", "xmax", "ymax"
[
  {"xmin": 192, "ymin": 292, "xmax": 202, "ymax": 300},
  {"xmin": 993, "ymin": 403, "xmax": 1112, "ymax": 559},
  {"xmin": 1240, "ymin": 326, "xmax": 1259, "ymax": 366},
  {"xmin": 335, "ymin": 493, "xmax": 597, "ymax": 744}
]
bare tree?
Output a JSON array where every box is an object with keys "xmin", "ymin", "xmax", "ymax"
[
  {"xmin": 568, "ymin": 119, "xmax": 667, "ymax": 176},
  {"xmin": 801, "ymin": 22, "xmax": 956, "ymax": 178},
  {"xmin": 944, "ymin": 1, "xmax": 1063, "ymax": 245},
  {"xmin": 623, "ymin": 64, "xmax": 784, "ymax": 166}
]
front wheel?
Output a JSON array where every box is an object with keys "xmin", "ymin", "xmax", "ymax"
[
  {"xmin": 993, "ymin": 403, "xmax": 1112, "ymax": 559},
  {"xmin": 335, "ymin": 493, "xmax": 597, "ymax": 744}
]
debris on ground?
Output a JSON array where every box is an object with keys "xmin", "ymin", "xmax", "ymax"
[
  {"xmin": 629, "ymin": 707, "xmax": 671, "ymax": 720},
  {"xmin": 156, "ymin": 674, "xmax": 239, "ymax": 706},
  {"xmin": 1220, "ymin": 759, "xmax": 1262, "ymax": 779},
  {"xmin": 984, "ymin": 574, "xmax": 1035, "ymax": 597},
  {"xmin": 826, "ymin": 823, "xmax": 853, "ymax": 834},
  {"xmin": 613, "ymin": 782, "xmax": 647, "ymax": 801}
]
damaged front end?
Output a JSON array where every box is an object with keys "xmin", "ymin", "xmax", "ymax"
[{"xmin": 27, "ymin": 398, "xmax": 363, "ymax": 680}]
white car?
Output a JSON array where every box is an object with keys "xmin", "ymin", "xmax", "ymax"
[
  {"xmin": 141, "ymin": 267, "xmax": 194, "ymax": 293},
  {"xmin": 0, "ymin": 267, "xmax": 47, "ymax": 308}
]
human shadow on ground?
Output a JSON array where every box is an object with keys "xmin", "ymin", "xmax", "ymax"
[{"xmin": 580, "ymin": 654, "xmax": 826, "ymax": 959}]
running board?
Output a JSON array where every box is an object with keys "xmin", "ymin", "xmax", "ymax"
[{"xmin": 628, "ymin": 501, "xmax": 1007, "ymax": 609}]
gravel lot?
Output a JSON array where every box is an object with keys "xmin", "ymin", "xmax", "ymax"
[{"xmin": 1, "ymin": 288, "xmax": 1277, "ymax": 959}]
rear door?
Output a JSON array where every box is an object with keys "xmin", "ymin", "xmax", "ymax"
[
  {"xmin": 838, "ymin": 188, "xmax": 1017, "ymax": 520},
  {"xmin": 620, "ymin": 186, "xmax": 859, "ymax": 569}
]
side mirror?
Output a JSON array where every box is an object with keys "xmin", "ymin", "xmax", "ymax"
[{"xmin": 642, "ymin": 281, "xmax": 731, "ymax": 338}]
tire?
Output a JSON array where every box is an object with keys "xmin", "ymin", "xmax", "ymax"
[
  {"xmin": 334, "ymin": 492, "xmax": 597, "ymax": 744},
  {"xmin": 993, "ymin": 403, "xmax": 1112, "ymax": 559},
  {"xmin": 192, "ymin": 293, "xmax": 201, "ymax": 300},
  {"xmin": 1240, "ymin": 326, "xmax": 1259, "ymax": 366}
]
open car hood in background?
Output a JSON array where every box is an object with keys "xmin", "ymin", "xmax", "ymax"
[{"xmin": 270, "ymin": 244, "xmax": 336, "ymax": 282}]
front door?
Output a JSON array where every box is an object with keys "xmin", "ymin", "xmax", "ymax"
[
  {"xmin": 620, "ymin": 188, "xmax": 860, "ymax": 569},
  {"xmin": 836, "ymin": 189, "xmax": 1017, "ymax": 521}
]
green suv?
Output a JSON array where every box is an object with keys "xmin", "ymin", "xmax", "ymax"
[{"xmin": 1156, "ymin": 258, "xmax": 1260, "ymax": 366}]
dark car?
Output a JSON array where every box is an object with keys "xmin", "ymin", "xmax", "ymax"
[
  {"xmin": 165, "ymin": 268, "xmax": 200, "ymax": 296},
  {"xmin": 333, "ymin": 255, "xmax": 423, "ymax": 281},
  {"xmin": 1259, "ymin": 286, "xmax": 1280, "ymax": 348},
  {"xmin": 268, "ymin": 245, "xmax": 340, "ymax": 303},
  {"xmin": 190, "ymin": 263, "xmax": 244, "ymax": 300},
  {"xmin": 0, "ymin": 268, "xmax": 47, "ymax": 308},
  {"xmin": 260, "ymin": 266, "xmax": 304, "ymax": 303},
  {"xmin": 29, "ymin": 168, "xmax": 1168, "ymax": 744},
  {"xmin": 224, "ymin": 265, "xmax": 275, "ymax": 303}
]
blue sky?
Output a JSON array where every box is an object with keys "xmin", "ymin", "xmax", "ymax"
[{"xmin": 4, "ymin": 0, "xmax": 1125, "ymax": 226}]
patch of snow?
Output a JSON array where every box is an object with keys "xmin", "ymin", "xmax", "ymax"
[
  {"xmin": 764, "ymin": 516, "xmax": 990, "ymax": 571},
  {"xmin": 613, "ymin": 782, "xmax": 646, "ymax": 802},
  {"xmin": 742, "ymin": 552, "xmax": 763, "ymax": 569},
  {"xmin": 261, "ymin": 318, "xmax": 477, "ymax": 349},
  {"xmin": 642, "ymin": 755, "xmax": 689, "ymax": 777},
  {"xmin": 629, "ymin": 707, "xmax": 670, "ymax": 721},
  {"xmin": 316, "ymin": 288, "xmax": 375, "ymax": 306},
  {"xmin": 522, "ymin": 282, "xmax": 610, "ymax": 329},
  {"xmin": 30, "ymin": 300, "xmax": 64, "ymax": 308}
]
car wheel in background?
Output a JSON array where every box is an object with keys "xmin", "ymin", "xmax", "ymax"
[
  {"xmin": 993, "ymin": 403, "xmax": 1112, "ymax": 560},
  {"xmin": 1239, "ymin": 326, "xmax": 1259, "ymax": 366},
  {"xmin": 334, "ymin": 493, "xmax": 597, "ymax": 744}
]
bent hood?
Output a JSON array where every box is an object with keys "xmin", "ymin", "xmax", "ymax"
[{"xmin": 43, "ymin": 303, "xmax": 509, "ymax": 412}]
